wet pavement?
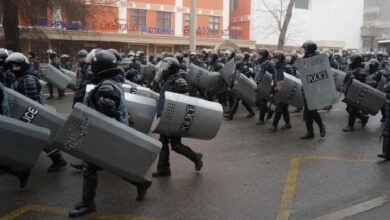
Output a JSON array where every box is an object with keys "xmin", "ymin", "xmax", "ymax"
[{"xmin": 1, "ymin": 92, "xmax": 390, "ymax": 220}]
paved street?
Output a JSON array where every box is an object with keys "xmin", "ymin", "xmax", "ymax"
[{"xmin": 1, "ymin": 92, "xmax": 390, "ymax": 220}]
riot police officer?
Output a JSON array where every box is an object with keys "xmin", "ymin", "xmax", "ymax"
[
  {"xmin": 0, "ymin": 82, "xmax": 30, "ymax": 188},
  {"xmin": 60, "ymin": 54, "xmax": 73, "ymax": 70},
  {"xmin": 46, "ymin": 49, "xmax": 65, "ymax": 99},
  {"xmin": 378, "ymin": 69, "xmax": 390, "ymax": 160},
  {"xmin": 175, "ymin": 52, "xmax": 188, "ymax": 71},
  {"xmin": 207, "ymin": 51, "xmax": 227, "ymax": 109},
  {"xmin": 72, "ymin": 49, "xmax": 90, "ymax": 106},
  {"xmin": 343, "ymin": 53, "xmax": 369, "ymax": 132},
  {"xmin": 340, "ymin": 49, "xmax": 350, "ymax": 71},
  {"xmin": 152, "ymin": 57, "xmax": 203, "ymax": 178},
  {"xmin": 254, "ymin": 48, "xmax": 273, "ymax": 125},
  {"xmin": 225, "ymin": 54, "xmax": 255, "ymax": 120},
  {"xmin": 27, "ymin": 51, "xmax": 40, "ymax": 74},
  {"xmin": 6, "ymin": 52, "xmax": 68, "ymax": 172},
  {"xmin": 268, "ymin": 51, "xmax": 291, "ymax": 132},
  {"xmin": 300, "ymin": 41, "xmax": 326, "ymax": 139},
  {"xmin": 69, "ymin": 50, "xmax": 152, "ymax": 217},
  {"xmin": 0, "ymin": 49, "xmax": 14, "ymax": 87},
  {"xmin": 377, "ymin": 51, "xmax": 386, "ymax": 70}
]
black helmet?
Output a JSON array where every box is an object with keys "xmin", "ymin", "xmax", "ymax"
[
  {"xmin": 302, "ymin": 40, "xmax": 317, "ymax": 54},
  {"xmin": 323, "ymin": 50, "xmax": 333, "ymax": 58},
  {"xmin": 107, "ymin": 48, "xmax": 122, "ymax": 62},
  {"xmin": 77, "ymin": 49, "xmax": 88, "ymax": 58},
  {"xmin": 174, "ymin": 53, "xmax": 184, "ymax": 62},
  {"xmin": 285, "ymin": 53, "xmax": 297, "ymax": 64},
  {"xmin": 257, "ymin": 48, "xmax": 270, "ymax": 59},
  {"xmin": 161, "ymin": 57, "xmax": 180, "ymax": 76},
  {"xmin": 60, "ymin": 54, "xmax": 70, "ymax": 60},
  {"xmin": 226, "ymin": 49, "xmax": 236, "ymax": 60},
  {"xmin": 234, "ymin": 54, "xmax": 245, "ymax": 64},
  {"xmin": 272, "ymin": 50, "xmax": 285, "ymax": 63},
  {"xmin": 28, "ymin": 51, "xmax": 37, "ymax": 58},
  {"xmin": 348, "ymin": 53, "xmax": 363, "ymax": 68},
  {"xmin": 243, "ymin": 52, "xmax": 250, "ymax": 61},
  {"xmin": 91, "ymin": 50, "xmax": 118, "ymax": 76},
  {"xmin": 377, "ymin": 51, "xmax": 384, "ymax": 61},
  {"xmin": 6, "ymin": 52, "xmax": 30, "ymax": 75},
  {"xmin": 368, "ymin": 58, "xmax": 379, "ymax": 72},
  {"xmin": 208, "ymin": 51, "xmax": 219, "ymax": 62},
  {"xmin": 136, "ymin": 50, "xmax": 145, "ymax": 57},
  {"xmin": 0, "ymin": 48, "xmax": 10, "ymax": 62}
]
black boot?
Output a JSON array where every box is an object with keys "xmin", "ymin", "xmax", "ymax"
[
  {"xmin": 47, "ymin": 152, "xmax": 67, "ymax": 172},
  {"xmin": 320, "ymin": 126, "xmax": 326, "ymax": 137},
  {"xmin": 246, "ymin": 112, "xmax": 255, "ymax": 118},
  {"xmin": 281, "ymin": 124, "xmax": 292, "ymax": 130},
  {"xmin": 69, "ymin": 203, "xmax": 96, "ymax": 218},
  {"xmin": 377, "ymin": 154, "xmax": 390, "ymax": 160},
  {"xmin": 300, "ymin": 133, "xmax": 314, "ymax": 139},
  {"xmin": 70, "ymin": 162, "xmax": 83, "ymax": 171},
  {"xmin": 152, "ymin": 144, "xmax": 171, "ymax": 178},
  {"xmin": 343, "ymin": 126, "xmax": 354, "ymax": 132},
  {"xmin": 16, "ymin": 170, "xmax": 30, "ymax": 189},
  {"xmin": 361, "ymin": 115, "xmax": 369, "ymax": 127},
  {"xmin": 136, "ymin": 180, "xmax": 152, "ymax": 201},
  {"xmin": 268, "ymin": 125, "xmax": 278, "ymax": 133},
  {"xmin": 69, "ymin": 164, "xmax": 98, "ymax": 218},
  {"xmin": 195, "ymin": 153, "xmax": 203, "ymax": 171}
]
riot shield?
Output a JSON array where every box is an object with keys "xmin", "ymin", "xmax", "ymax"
[
  {"xmin": 153, "ymin": 92, "xmax": 223, "ymax": 140},
  {"xmin": 256, "ymin": 71, "xmax": 273, "ymax": 100},
  {"xmin": 332, "ymin": 68, "xmax": 347, "ymax": 92},
  {"xmin": 187, "ymin": 64, "xmax": 222, "ymax": 90},
  {"xmin": 344, "ymin": 79, "xmax": 386, "ymax": 115},
  {"xmin": 39, "ymin": 79, "xmax": 47, "ymax": 87},
  {"xmin": 42, "ymin": 64, "xmax": 72, "ymax": 90},
  {"xmin": 274, "ymin": 73, "xmax": 304, "ymax": 108},
  {"xmin": 4, "ymin": 88, "xmax": 66, "ymax": 152},
  {"xmin": 124, "ymin": 93, "xmax": 156, "ymax": 134},
  {"xmin": 0, "ymin": 115, "xmax": 50, "ymax": 171},
  {"xmin": 53, "ymin": 103, "xmax": 162, "ymax": 183},
  {"xmin": 230, "ymin": 74, "xmax": 257, "ymax": 106},
  {"xmin": 219, "ymin": 59, "xmax": 236, "ymax": 83},
  {"xmin": 125, "ymin": 84, "xmax": 160, "ymax": 101},
  {"xmin": 60, "ymin": 68, "xmax": 77, "ymax": 90},
  {"xmin": 296, "ymin": 54, "xmax": 338, "ymax": 110}
]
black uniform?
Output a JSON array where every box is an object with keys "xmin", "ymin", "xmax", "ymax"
[
  {"xmin": 226, "ymin": 55, "xmax": 255, "ymax": 120},
  {"xmin": 254, "ymin": 50, "xmax": 273, "ymax": 124},
  {"xmin": 47, "ymin": 55, "xmax": 65, "ymax": 99},
  {"xmin": 343, "ymin": 54, "xmax": 368, "ymax": 131},
  {"xmin": 69, "ymin": 50, "xmax": 152, "ymax": 218},
  {"xmin": 269, "ymin": 61, "xmax": 291, "ymax": 132},
  {"xmin": 152, "ymin": 57, "xmax": 203, "ymax": 177},
  {"xmin": 300, "ymin": 41, "xmax": 326, "ymax": 139}
]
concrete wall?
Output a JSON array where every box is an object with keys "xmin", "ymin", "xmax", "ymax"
[{"xmin": 250, "ymin": 0, "xmax": 364, "ymax": 50}]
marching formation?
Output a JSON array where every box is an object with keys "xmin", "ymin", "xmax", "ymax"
[{"xmin": 1, "ymin": 40, "xmax": 390, "ymax": 217}]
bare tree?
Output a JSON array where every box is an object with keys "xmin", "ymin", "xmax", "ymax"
[
  {"xmin": 2, "ymin": 0, "xmax": 20, "ymax": 51},
  {"xmin": 260, "ymin": 0, "xmax": 296, "ymax": 50}
]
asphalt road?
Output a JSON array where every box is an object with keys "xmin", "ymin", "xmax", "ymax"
[{"xmin": 1, "ymin": 92, "xmax": 390, "ymax": 220}]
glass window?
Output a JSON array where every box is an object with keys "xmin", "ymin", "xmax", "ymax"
[
  {"xmin": 157, "ymin": 12, "xmax": 171, "ymax": 29},
  {"xmin": 31, "ymin": 0, "xmax": 48, "ymax": 26},
  {"xmin": 130, "ymin": 9, "xmax": 146, "ymax": 28},
  {"xmin": 230, "ymin": 0, "xmax": 238, "ymax": 10},
  {"xmin": 295, "ymin": 0, "xmax": 309, "ymax": 9},
  {"xmin": 209, "ymin": 16, "xmax": 220, "ymax": 36},
  {"xmin": 184, "ymin": 14, "xmax": 190, "ymax": 27}
]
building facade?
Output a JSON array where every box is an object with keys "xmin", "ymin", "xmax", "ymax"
[
  {"xmin": 361, "ymin": 0, "xmax": 390, "ymax": 53},
  {"xmin": 231, "ymin": 0, "xmax": 364, "ymax": 52},
  {"xmin": 0, "ymin": 0, "xmax": 255, "ymax": 61}
]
